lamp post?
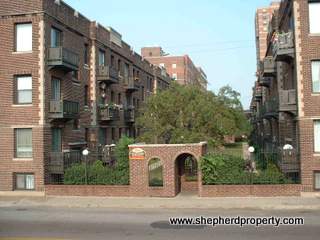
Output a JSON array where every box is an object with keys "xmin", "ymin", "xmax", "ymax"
[
  {"xmin": 82, "ymin": 148, "xmax": 89, "ymax": 185},
  {"xmin": 248, "ymin": 146, "xmax": 255, "ymax": 184}
]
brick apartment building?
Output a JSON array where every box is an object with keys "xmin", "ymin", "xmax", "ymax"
[
  {"xmin": 250, "ymin": 0, "xmax": 320, "ymax": 191},
  {"xmin": 0, "ymin": 0, "xmax": 171, "ymax": 191},
  {"xmin": 141, "ymin": 47, "xmax": 207, "ymax": 90}
]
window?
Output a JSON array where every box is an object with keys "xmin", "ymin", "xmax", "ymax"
[
  {"xmin": 15, "ymin": 75, "xmax": 32, "ymax": 104},
  {"xmin": 148, "ymin": 158, "xmax": 163, "ymax": 187},
  {"xmin": 73, "ymin": 119, "xmax": 80, "ymax": 130},
  {"xmin": 172, "ymin": 63, "xmax": 177, "ymax": 69},
  {"xmin": 84, "ymin": 44, "xmax": 89, "ymax": 65},
  {"xmin": 15, "ymin": 128, "xmax": 32, "ymax": 158},
  {"xmin": 315, "ymin": 172, "xmax": 320, "ymax": 190},
  {"xmin": 149, "ymin": 52, "xmax": 152, "ymax": 57},
  {"xmin": 99, "ymin": 50, "xmax": 105, "ymax": 66},
  {"xmin": 111, "ymin": 91, "xmax": 115, "ymax": 103},
  {"xmin": 117, "ymin": 59, "xmax": 121, "ymax": 72},
  {"xmin": 118, "ymin": 93, "xmax": 121, "ymax": 105},
  {"xmin": 99, "ymin": 128, "xmax": 106, "ymax": 145},
  {"xmin": 172, "ymin": 73, "xmax": 177, "ymax": 80},
  {"xmin": 119, "ymin": 128, "xmax": 122, "ymax": 139},
  {"xmin": 142, "ymin": 86, "xmax": 145, "ymax": 101},
  {"xmin": 159, "ymin": 63, "xmax": 165, "ymax": 68},
  {"xmin": 51, "ymin": 27, "xmax": 62, "ymax": 48},
  {"xmin": 111, "ymin": 128, "xmax": 115, "ymax": 142},
  {"xmin": 85, "ymin": 128, "xmax": 89, "ymax": 143},
  {"xmin": 111, "ymin": 55, "xmax": 115, "ymax": 67},
  {"xmin": 51, "ymin": 78, "xmax": 61, "ymax": 100},
  {"xmin": 309, "ymin": 1, "xmax": 320, "ymax": 34},
  {"xmin": 312, "ymin": 61, "xmax": 320, "ymax": 92},
  {"xmin": 71, "ymin": 70, "xmax": 78, "ymax": 81},
  {"xmin": 314, "ymin": 121, "xmax": 320, "ymax": 152},
  {"xmin": 15, "ymin": 173, "xmax": 34, "ymax": 190},
  {"xmin": 51, "ymin": 128, "xmax": 61, "ymax": 152},
  {"xmin": 15, "ymin": 23, "xmax": 32, "ymax": 52},
  {"xmin": 84, "ymin": 85, "xmax": 89, "ymax": 106}
]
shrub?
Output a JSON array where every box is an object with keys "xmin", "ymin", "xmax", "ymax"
[
  {"xmin": 64, "ymin": 136, "xmax": 134, "ymax": 185},
  {"xmin": 201, "ymin": 153, "xmax": 291, "ymax": 185}
]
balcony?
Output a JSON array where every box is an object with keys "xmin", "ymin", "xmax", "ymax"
[
  {"xmin": 99, "ymin": 104, "xmax": 120, "ymax": 122},
  {"xmin": 48, "ymin": 151, "xmax": 82, "ymax": 174},
  {"xmin": 49, "ymin": 100, "xmax": 79, "ymax": 120},
  {"xmin": 262, "ymin": 57, "xmax": 276, "ymax": 77},
  {"xmin": 261, "ymin": 98, "xmax": 279, "ymax": 118},
  {"xmin": 97, "ymin": 65, "xmax": 119, "ymax": 84},
  {"xmin": 259, "ymin": 77, "xmax": 272, "ymax": 87},
  {"xmin": 254, "ymin": 88, "xmax": 262, "ymax": 100},
  {"xmin": 48, "ymin": 47, "xmax": 79, "ymax": 72},
  {"xmin": 279, "ymin": 89, "xmax": 297, "ymax": 114},
  {"xmin": 124, "ymin": 106, "xmax": 135, "ymax": 123},
  {"xmin": 124, "ymin": 77, "xmax": 139, "ymax": 92},
  {"xmin": 273, "ymin": 31, "xmax": 295, "ymax": 62}
]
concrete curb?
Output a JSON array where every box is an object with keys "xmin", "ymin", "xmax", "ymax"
[{"xmin": 1, "ymin": 196, "xmax": 320, "ymax": 210}]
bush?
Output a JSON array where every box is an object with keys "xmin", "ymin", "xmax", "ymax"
[
  {"xmin": 64, "ymin": 136, "xmax": 134, "ymax": 185},
  {"xmin": 200, "ymin": 153, "xmax": 291, "ymax": 185}
]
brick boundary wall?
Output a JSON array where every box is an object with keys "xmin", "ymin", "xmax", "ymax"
[
  {"xmin": 45, "ymin": 185, "xmax": 131, "ymax": 197},
  {"xmin": 199, "ymin": 184, "xmax": 302, "ymax": 197},
  {"xmin": 45, "ymin": 184, "xmax": 302, "ymax": 197}
]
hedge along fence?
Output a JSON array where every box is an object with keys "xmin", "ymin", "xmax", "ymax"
[
  {"xmin": 200, "ymin": 153, "xmax": 294, "ymax": 185},
  {"xmin": 63, "ymin": 136, "xmax": 134, "ymax": 185}
]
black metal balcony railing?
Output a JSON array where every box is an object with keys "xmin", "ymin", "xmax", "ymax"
[
  {"xmin": 48, "ymin": 151, "xmax": 82, "ymax": 174},
  {"xmin": 279, "ymin": 89, "xmax": 297, "ymax": 113},
  {"xmin": 261, "ymin": 98, "xmax": 279, "ymax": 118},
  {"xmin": 99, "ymin": 104, "xmax": 120, "ymax": 121},
  {"xmin": 273, "ymin": 31, "xmax": 295, "ymax": 61},
  {"xmin": 260, "ymin": 77, "xmax": 273, "ymax": 87},
  {"xmin": 48, "ymin": 47, "xmax": 79, "ymax": 72},
  {"xmin": 262, "ymin": 57, "xmax": 276, "ymax": 76},
  {"xmin": 49, "ymin": 99, "xmax": 79, "ymax": 119},
  {"xmin": 97, "ymin": 65, "xmax": 119, "ymax": 84},
  {"xmin": 124, "ymin": 106, "xmax": 135, "ymax": 123}
]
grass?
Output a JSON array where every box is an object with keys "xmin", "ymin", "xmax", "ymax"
[{"xmin": 208, "ymin": 142, "xmax": 245, "ymax": 158}]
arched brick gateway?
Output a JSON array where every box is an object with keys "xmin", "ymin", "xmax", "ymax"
[{"xmin": 129, "ymin": 142, "xmax": 207, "ymax": 197}]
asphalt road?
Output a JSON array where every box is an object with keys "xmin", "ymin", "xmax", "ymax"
[{"xmin": 0, "ymin": 206, "xmax": 319, "ymax": 240}]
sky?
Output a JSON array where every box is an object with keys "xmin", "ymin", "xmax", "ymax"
[{"xmin": 64, "ymin": 0, "xmax": 273, "ymax": 109}]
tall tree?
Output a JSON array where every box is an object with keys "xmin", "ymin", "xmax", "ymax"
[{"xmin": 136, "ymin": 83, "xmax": 249, "ymax": 146}]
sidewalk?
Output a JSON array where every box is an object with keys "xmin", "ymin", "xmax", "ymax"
[{"xmin": 1, "ymin": 194, "xmax": 320, "ymax": 210}]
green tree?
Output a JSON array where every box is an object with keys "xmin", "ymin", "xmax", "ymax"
[{"xmin": 136, "ymin": 83, "xmax": 248, "ymax": 146}]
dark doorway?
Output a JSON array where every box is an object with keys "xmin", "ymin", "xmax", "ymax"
[{"xmin": 175, "ymin": 153, "xmax": 198, "ymax": 195}]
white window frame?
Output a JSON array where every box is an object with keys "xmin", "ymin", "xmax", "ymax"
[
  {"xmin": 15, "ymin": 128, "xmax": 33, "ymax": 158},
  {"xmin": 309, "ymin": 1, "xmax": 320, "ymax": 34},
  {"xmin": 99, "ymin": 50, "xmax": 105, "ymax": 66},
  {"xmin": 15, "ymin": 23, "xmax": 32, "ymax": 52},
  {"xmin": 315, "ymin": 172, "xmax": 320, "ymax": 190},
  {"xmin": 312, "ymin": 61, "xmax": 320, "ymax": 93},
  {"xmin": 159, "ymin": 63, "xmax": 165, "ymax": 68},
  {"xmin": 16, "ymin": 75, "xmax": 32, "ymax": 104},
  {"xmin": 314, "ymin": 120, "xmax": 320, "ymax": 153},
  {"xmin": 15, "ymin": 173, "xmax": 35, "ymax": 190},
  {"xmin": 172, "ymin": 63, "xmax": 177, "ymax": 69}
]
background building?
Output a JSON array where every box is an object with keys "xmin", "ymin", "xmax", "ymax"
[{"xmin": 141, "ymin": 47, "xmax": 207, "ymax": 90}]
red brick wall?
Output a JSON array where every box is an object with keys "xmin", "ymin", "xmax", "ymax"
[
  {"xmin": 200, "ymin": 184, "xmax": 301, "ymax": 197},
  {"xmin": 45, "ymin": 185, "xmax": 131, "ymax": 197}
]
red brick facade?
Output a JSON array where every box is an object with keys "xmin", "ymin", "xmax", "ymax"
[
  {"xmin": 141, "ymin": 47, "xmax": 207, "ymax": 90},
  {"xmin": 0, "ymin": 0, "xmax": 171, "ymax": 192},
  {"xmin": 250, "ymin": 0, "xmax": 320, "ymax": 192}
]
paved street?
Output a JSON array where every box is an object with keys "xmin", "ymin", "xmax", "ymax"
[{"xmin": 0, "ymin": 206, "xmax": 319, "ymax": 240}]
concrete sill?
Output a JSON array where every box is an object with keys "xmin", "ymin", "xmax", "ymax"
[
  {"xmin": 0, "ymin": 191, "xmax": 44, "ymax": 197},
  {"xmin": 12, "ymin": 104, "xmax": 33, "ymax": 107},
  {"xmin": 12, "ymin": 158, "xmax": 33, "ymax": 161},
  {"xmin": 12, "ymin": 51, "xmax": 33, "ymax": 54}
]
